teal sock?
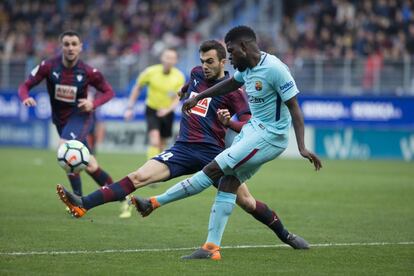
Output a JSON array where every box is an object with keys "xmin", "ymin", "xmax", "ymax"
[
  {"xmin": 206, "ymin": 191, "xmax": 236, "ymax": 246},
  {"xmin": 156, "ymin": 171, "xmax": 213, "ymax": 206}
]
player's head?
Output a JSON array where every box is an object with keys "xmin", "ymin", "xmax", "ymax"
[
  {"xmin": 224, "ymin": 26, "xmax": 258, "ymax": 71},
  {"xmin": 59, "ymin": 30, "xmax": 82, "ymax": 64},
  {"xmin": 160, "ymin": 48, "xmax": 178, "ymax": 72},
  {"xmin": 199, "ymin": 40, "xmax": 226, "ymax": 81}
]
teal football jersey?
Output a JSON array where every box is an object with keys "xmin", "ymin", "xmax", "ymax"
[{"xmin": 233, "ymin": 52, "xmax": 299, "ymax": 147}]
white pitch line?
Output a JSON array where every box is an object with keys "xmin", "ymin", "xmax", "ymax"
[{"xmin": 1, "ymin": 241, "xmax": 413, "ymax": 256}]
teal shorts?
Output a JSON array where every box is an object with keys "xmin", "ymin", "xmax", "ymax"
[{"xmin": 215, "ymin": 121, "xmax": 286, "ymax": 183}]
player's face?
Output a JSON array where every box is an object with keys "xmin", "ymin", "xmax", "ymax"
[
  {"xmin": 61, "ymin": 35, "xmax": 82, "ymax": 63},
  {"xmin": 200, "ymin": 49, "xmax": 225, "ymax": 81},
  {"xmin": 161, "ymin": 49, "xmax": 178, "ymax": 71},
  {"xmin": 226, "ymin": 41, "xmax": 249, "ymax": 72}
]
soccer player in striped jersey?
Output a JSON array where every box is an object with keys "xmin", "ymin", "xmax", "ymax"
[
  {"xmin": 18, "ymin": 31, "xmax": 115, "ymax": 197},
  {"xmin": 57, "ymin": 40, "xmax": 308, "ymax": 250}
]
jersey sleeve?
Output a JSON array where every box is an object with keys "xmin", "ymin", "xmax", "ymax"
[
  {"xmin": 233, "ymin": 70, "xmax": 245, "ymax": 84},
  {"xmin": 272, "ymin": 64, "xmax": 299, "ymax": 102},
  {"xmin": 18, "ymin": 60, "xmax": 50, "ymax": 101},
  {"xmin": 88, "ymin": 68, "xmax": 115, "ymax": 108},
  {"xmin": 181, "ymin": 81, "xmax": 190, "ymax": 93},
  {"xmin": 136, "ymin": 67, "xmax": 152, "ymax": 86}
]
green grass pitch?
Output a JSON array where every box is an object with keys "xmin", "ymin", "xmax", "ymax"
[{"xmin": 0, "ymin": 148, "xmax": 413, "ymax": 275}]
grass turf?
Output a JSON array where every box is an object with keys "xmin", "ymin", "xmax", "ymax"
[{"xmin": 0, "ymin": 148, "xmax": 413, "ymax": 275}]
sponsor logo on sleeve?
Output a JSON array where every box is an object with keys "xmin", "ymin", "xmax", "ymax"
[
  {"xmin": 279, "ymin": 80, "xmax": 294, "ymax": 93},
  {"xmin": 189, "ymin": 91, "xmax": 211, "ymax": 117},
  {"xmin": 55, "ymin": 84, "xmax": 78, "ymax": 103}
]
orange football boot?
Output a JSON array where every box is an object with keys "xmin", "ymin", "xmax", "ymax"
[
  {"xmin": 181, "ymin": 242, "xmax": 221, "ymax": 260},
  {"xmin": 56, "ymin": 184, "xmax": 87, "ymax": 218}
]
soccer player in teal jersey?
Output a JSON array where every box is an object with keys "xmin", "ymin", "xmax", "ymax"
[{"xmin": 177, "ymin": 26, "xmax": 322, "ymax": 260}]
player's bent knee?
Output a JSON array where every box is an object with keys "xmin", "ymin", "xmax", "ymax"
[
  {"xmin": 218, "ymin": 175, "xmax": 240, "ymax": 193},
  {"xmin": 203, "ymin": 161, "xmax": 224, "ymax": 182},
  {"xmin": 128, "ymin": 170, "xmax": 151, "ymax": 187},
  {"xmin": 86, "ymin": 155, "xmax": 99, "ymax": 173}
]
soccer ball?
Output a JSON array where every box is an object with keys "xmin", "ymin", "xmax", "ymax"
[{"xmin": 57, "ymin": 140, "xmax": 90, "ymax": 173}]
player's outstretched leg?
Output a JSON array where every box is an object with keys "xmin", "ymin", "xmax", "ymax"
[
  {"xmin": 79, "ymin": 176, "xmax": 136, "ymax": 211},
  {"xmin": 181, "ymin": 243, "xmax": 221, "ymax": 260},
  {"xmin": 250, "ymin": 200, "xmax": 310, "ymax": 249},
  {"xmin": 129, "ymin": 172, "xmax": 214, "ymax": 218},
  {"xmin": 285, "ymin": 233, "xmax": 309, "ymax": 249},
  {"xmin": 130, "ymin": 196, "xmax": 160, "ymax": 217},
  {"xmin": 56, "ymin": 184, "xmax": 87, "ymax": 218}
]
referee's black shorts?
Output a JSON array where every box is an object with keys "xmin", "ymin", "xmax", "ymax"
[{"xmin": 145, "ymin": 106, "xmax": 174, "ymax": 138}]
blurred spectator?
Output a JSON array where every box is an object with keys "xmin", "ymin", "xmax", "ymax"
[
  {"xmin": 0, "ymin": 0, "xmax": 223, "ymax": 61},
  {"xmin": 1, "ymin": 0, "xmax": 414, "ymax": 83},
  {"xmin": 267, "ymin": 0, "xmax": 414, "ymax": 61}
]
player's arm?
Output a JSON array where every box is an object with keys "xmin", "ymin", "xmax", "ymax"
[
  {"xmin": 182, "ymin": 77, "xmax": 243, "ymax": 115},
  {"xmin": 285, "ymin": 96, "xmax": 322, "ymax": 171},
  {"xmin": 217, "ymin": 109, "xmax": 250, "ymax": 133},
  {"xmin": 124, "ymin": 82, "xmax": 142, "ymax": 120},
  {"xmin": 18, "ymin": 61, "xmax": 49, "ymax": 107},
  {"xmin": 81, "ymin": 69, "xmax": 115, "ymax": 112},
  {"xmin": 178, "ymin": 81, "xmax": 190, "ymax": 100}
]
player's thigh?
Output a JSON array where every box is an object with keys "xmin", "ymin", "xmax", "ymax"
[
  {"xmin": 215, "ymin": 126, "xmax": 284, "ymax": 183},
  {"xmin": 153, "ymin": 142, "xmax": 218, "ymax": 180},
  {"xmin": 60, "ymin": 112, "xmax": 94, "ymax": 148}
]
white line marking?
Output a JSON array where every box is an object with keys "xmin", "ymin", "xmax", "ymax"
[{"xmin": 1, "ymin": 241, "xmax": 413, "ymax": 256}]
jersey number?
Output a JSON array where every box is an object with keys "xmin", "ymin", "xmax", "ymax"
[{"xmin": 159, "ymin": 152, "xmax": 174, "ymax": 161}]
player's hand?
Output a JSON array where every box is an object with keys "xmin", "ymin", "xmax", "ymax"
[
  {"xmin": 157, "ymin": 108, "xmax": 171, "ymax": 117},
  {"xmin": 124, "ymin": 108, "xmax": 134, "ymax": 121},
  {"xmin": 217, "ymin": 109, "xmax": 231, "ymax": 126},
  {"xmin": 178, "ymin": 91, "xmax": 187, "ymax": 101},
  {"xmin": 299, "ymin": 148, "xmax": 322, "ymax": 171},
  {"xmin": 23, "ymin": 97, "xmax": 37, "ymax": 107},
  {"xmin": 77, "ymin": 98, "xmax": 94, "ymax": 112},
  {"xmin": 182, "ymin": 96, "xmax": 199, "ymax": 116}
]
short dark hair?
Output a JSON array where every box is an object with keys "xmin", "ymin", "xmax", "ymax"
[
  {"xmin": 59, "ymin": 30, "xmax": 82, "ymax": 42},
  {"xmin": 224, "ymin": 25, "xmax": 256, "ymax": 43},
  {"xmin": 199, "ymin": 40, "xmax": 226, "ymax": 60}
]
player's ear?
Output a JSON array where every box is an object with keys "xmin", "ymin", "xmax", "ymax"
[{"xmin": 220, "ymin": 58, "xmax": 226, "ymax": 66}]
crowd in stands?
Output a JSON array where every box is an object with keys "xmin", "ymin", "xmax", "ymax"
[
  {"xmin": 0, "ymin": 0, "xmax": 223, "ymax": 63},
  {"xmin": 271, "ymin": 0, "xmax": 414, "ymax": 61},
  {"xmin": 1, "ymin": 0, "xmax": 413, "ymax": 62}
]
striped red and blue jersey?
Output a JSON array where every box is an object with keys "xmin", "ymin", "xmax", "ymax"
[
  {"xmin": 18, "ymin": 56, "xmax": 114, "ymax": 126},
  {"xmin": 176, "ymin": 66, "xmax": 250, "ymax": 148}
]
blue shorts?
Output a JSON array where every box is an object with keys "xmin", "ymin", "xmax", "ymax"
[
  {"xmin": 215, "ymin": 122, "xmax": 286, "ymax": 183},
  {"xmin": 152, "ymin": 142, "xmax": 223, "ymax": 181},
  {"xmin": 56, "ymin": 112, "xmax": 95, "ymax": 149}
]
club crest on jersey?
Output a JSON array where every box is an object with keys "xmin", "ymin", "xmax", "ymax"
[
  {"xmin": 255, "ymin": 81, "xmax": 262, "ymax": 91},
  {"xmin": 189, "ymin": 91, "xmax": 211, "ymax": 117},
  {"xmin": 76, "ymin": 74, "xmax": 83, "ymax": 82}
]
